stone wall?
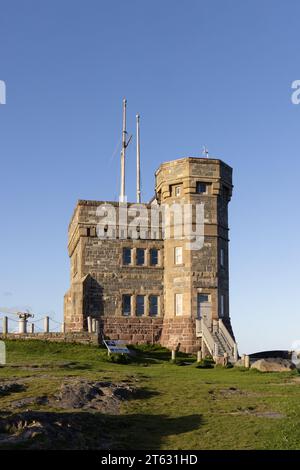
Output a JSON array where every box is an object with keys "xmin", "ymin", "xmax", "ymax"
[
  {"xmin": 64, "ymin": 200, "xmax": 164, "ymax": 332},
  {"xmin": 101, "ymin": 317, "xmax": 163, "ymax": 345},
  {"xmin": 160, "ymin": 318, "xmax": 201, "ymax": 353},
  {"xmin": 0, "ymin": 332, "xmax": 99, "ymax": 346}
]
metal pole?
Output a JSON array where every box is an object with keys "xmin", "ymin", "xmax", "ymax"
[
  {"xmin": 44, "ymin": 316, "xmax": 49, "ymax": 333},
  {"xmin": 120, "ymin": 98, "xmax": 127, "ymax": 202},
  {"xmin": 136, "ymin": 113, "xmax": 141, "ymax": 203},
  {"xmin": 3, "ymin": 316, "xmax": 8, "ymax": 335}
]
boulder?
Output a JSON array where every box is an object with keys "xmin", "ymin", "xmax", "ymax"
[
  {"xmin": 251, "ymin": 358, "xmax": 296, "ymax": 372},
  {"xmin": 234, "ymin": 358, "xmax": 245, "ymax": 367}
]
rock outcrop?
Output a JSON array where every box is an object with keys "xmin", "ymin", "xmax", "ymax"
[{"xmin": 251, "ymin": 358, "xmax": 296, "ymax": 372}]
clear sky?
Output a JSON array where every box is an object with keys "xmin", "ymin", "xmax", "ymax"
[{"xmin": 0, "ymin": 0, "xmax": 299, "ymax": 353}]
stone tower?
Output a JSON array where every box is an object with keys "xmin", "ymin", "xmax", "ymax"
[
  {"xmin": 157, "ymin": 157, "xmax": 234, "ymax": 352},
  {"xmin": 64, "ymin": 156, "xmax": 236, "ymax": 356}
]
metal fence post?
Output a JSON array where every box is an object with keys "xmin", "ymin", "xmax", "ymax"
[
  {"xmin": 3, "ymin": 317, "xmax": 8, "ymax": 335},
  {"xmin": 44, "ymin": 316, "xmax": 49, "ymax": 333}
]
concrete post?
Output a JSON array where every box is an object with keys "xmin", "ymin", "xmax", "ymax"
[
  {"xmin": 244, "ymin": 355, "xmax": 250, "ymax": 369},
  {"xmin": 224, "ymin": 352, "xmax": 228, "ymax": 367},
  {"xmin": 19, "ymin": 318, "xmax": 27, "ymax": 334},
  {"xmin": 171, "ymin": 350, "xmax": 176, "ymax": 361},
  {"xmin": 61, "ymin": 322, "xmax": 65, "ymax": 333},
  {"xmin": 92, "ymin": 318, "xmax": 96, "ymax": 333},
  {"xmin": 233, "ymin": 343, "xmax": 238, "ymax": 362},
  {"xmin": 87, "ymin": 316, "xmax": 92, "ymax": 333},
  {"xmin": 44, "ymin": 316, "xmax": 49, "ymax": 333},
  {"xmin": 3, "ymin": 316, "xmax": 8, "ymax": 335},
  {"xmin": 95, "ymin": 320, "xmax": 100, "ymax": 334},
  {"xmin": 197, "ymin": 350, "xmax": 202, "ymax": 363},
  {"xmin": 30, "ymin": 323, "xmax": 34, "ymax": 334}
]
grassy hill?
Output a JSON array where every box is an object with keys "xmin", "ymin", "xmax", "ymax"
[{"xmin": 0, "ymin": 339, "xmax": 300, "ymax": 450}]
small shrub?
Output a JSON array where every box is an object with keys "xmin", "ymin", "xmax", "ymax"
[
  {"xmin": 105, "ymin": 353, "xmax": 131, "ymax": 364},
  {"xmin": 196, "ymin": 358, "xmax": 215, "ymax": 369},
  {"xmin": 224, "ymin": 362, "xmax": 234, "ymax": 369}
]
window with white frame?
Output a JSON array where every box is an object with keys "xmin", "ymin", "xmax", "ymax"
[
  {"xmin": 175, "ymin": 246, "xmax": 183, "ymax": 265},
  {"xmin": 123, "ymin": 247, "xmax": 132, "ymax": 265},
  {"xmin": 149, "ymin": 295, "xmax": 159, "ymax": 316},
  {"xmin": 175, "ymin": 186, "xmax": 181, "ymax": 197},
  {"xmin": 150, "ymin": 248, "xmax": 159, "ymax": 266},
  {"xmin": 136, "ymin": 248, "xmax": 145, "ymax": 266},
  {"xmin": 136, "ymin": 295, "xmax": 145, "ymax": 316},
  {"xmin": 196, "ymin": 182, "xmax": 207, "ymax": 194},
  {"xmin": 175, "ymin": 293, "xmax": 183, "ymax": 316},
  {"xmin": 122, "ymin": 294, "xmax": 132, "ymax": 316},
  {"xmin": 220, "ymin": 294, "xmax": 225, "ymax": 317}
]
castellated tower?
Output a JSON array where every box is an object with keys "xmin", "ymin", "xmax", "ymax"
[
  {"xmin": 157, "ymin": 158, "xmax": 234, "ymax": 353},
  {"xmin": 64, "ymin": 156, "xmax": 236, "ymax": 357}
]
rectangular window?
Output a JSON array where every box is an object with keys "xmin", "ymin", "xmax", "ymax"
[
  {"xmin": 136, "ymin": 248, "xmax": 145, "ymax": 266},
  {"xmin": 196, "ymin": 182, "xmax": 207, "ymax": 194},
  {"xmin": 175, "ymin": 186, "xmax": 181, "ymax": 197},
  {"xmin": 175, "ymin": 246, "xmax": 183, "ymax": 265},
  {"xmin": 149, "ymin": 295, "xmax": 158, "ymax": 316},
  {"xmin": 123, "ymin": 247, "xmax": 131, "ymax": 265},
  {"xmin": 220, "ymin": 294, "xmax": 225, "ymax": 317},
  {"xmin": 150, "ymin": 248, "xmax": 159, "ymax": 266},
  {"xmin": 122, "ymin": 294, "xmax": 131, "ymax": 316},
  {"xmin": 136, "ymin": 295, "xmax": 145, "ymax": 316},
  {"xmin": 175, "ymin": 293, "xmax": 183, "ymax": 316},
  {"xmin": 220, "ymin": 248, "xmax": 224, "ymax": 267}
]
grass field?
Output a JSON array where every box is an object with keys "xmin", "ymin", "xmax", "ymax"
[{"xmin": 1, "ymin": 339, "xmax": 300, "ymax": 450}]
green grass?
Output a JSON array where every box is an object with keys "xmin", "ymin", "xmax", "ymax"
[{"xmin": 1, "ymin": 339, "xmax": 300, "ymax": 449}]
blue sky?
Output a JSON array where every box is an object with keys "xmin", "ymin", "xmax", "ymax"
[{"xmin": 0, "ymin": 0, "xmax": 299, "ymax": 352}]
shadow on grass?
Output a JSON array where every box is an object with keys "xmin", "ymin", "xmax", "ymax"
[
  {"xmin": 0, "ymin": 410, "xmax": 203, "ymax": 450},
  {"xmin": 128, "ymin": 344, "xmax": 195, "ymax": 364},
  {"xmin": 0, "ymin": 383, "xmax": 26, "ymax": 397}
]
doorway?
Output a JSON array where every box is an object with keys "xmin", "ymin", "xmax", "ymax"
[{"xmin": 197, "ymin": 294, "xmax": 212, "ymax": 325}]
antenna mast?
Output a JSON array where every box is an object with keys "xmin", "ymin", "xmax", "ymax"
[
  {"xmin": 119, "ymin": 98, "xmax": 132, "ymax": 202},
  {"xmin": 136, "ymin": 114, "xmax": 141, "ymax": 203},
  {"xmin": 120, "ymin": 98, "xmax": 127, "ymax": 202}
]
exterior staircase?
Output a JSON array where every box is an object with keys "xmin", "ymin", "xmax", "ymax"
[{"xmin": 196, "ymin": 318, "xmax": 238, "ymax": 363}]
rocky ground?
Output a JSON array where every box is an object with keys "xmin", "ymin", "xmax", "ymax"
[{"xmin": 0, "ymin": 377, "xmax": 136, "ymax": 449}]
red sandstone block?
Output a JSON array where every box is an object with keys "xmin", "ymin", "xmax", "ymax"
[
  {"xmin": 118, "ymin": 334, "xmax": 132, "ymax": 341},
  {"xmin": 133, "ymin": 334, "xmax": 146, "ymax": 341}
]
